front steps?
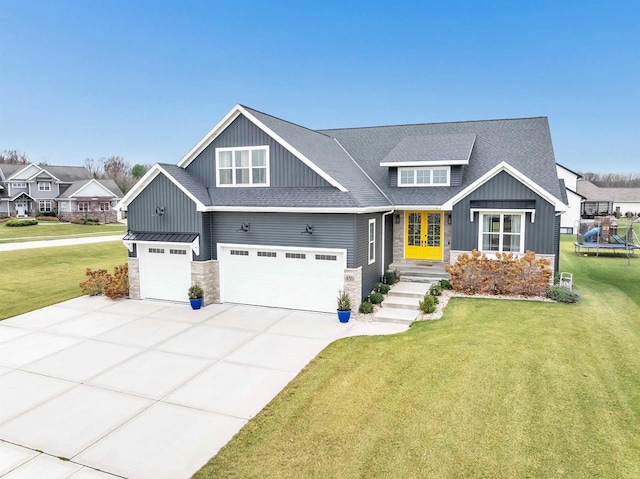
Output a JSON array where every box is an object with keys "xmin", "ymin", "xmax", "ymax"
[
  {"xmin": 389, "ymin": 261, "xmax": 450, "ymax": 284},
  {"xmin": 373, "ymin": 282, "xmax": 432, "ymax": 325}
]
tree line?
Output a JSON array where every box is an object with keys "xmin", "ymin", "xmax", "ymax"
[
  {"xmin": 578, "ymin": 172, "xmax": 640, "ymax": 188},
  {"xmin": 0, "ymin": 149, "xmax": 148, "ymax": 194}
]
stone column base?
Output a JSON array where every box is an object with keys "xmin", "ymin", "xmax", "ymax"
[
  {"xmin": 191, "ymin": 260, "xmax": 220, "ymax": 306},
  {"xmin": 128, "ymin": 257, "xmax": 140, "ymax": 300},
  {"xmin": 344, "ymin": 267, "xmax": 363, "ymax": 313}
]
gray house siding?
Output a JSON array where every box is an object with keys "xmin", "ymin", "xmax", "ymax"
[
  {"xmin": 186, "ymin": 115, "xmax": 331, "ymax": 188},
  {"xmin": 127, "ymin": 174, "xmax": 206, "ymax": 260},
  {"xmin": 209, "ymin": 211, "xmax": 356, "ymax": 266},
  {"xmin": 451, "ymin": 171, "xmax": 557, "ymax": 254},
  {"xmin": 553, "ymin": 215, "xmax": 560, "ymax": 272},
  {"xmin": 355, "ymin": 213, "xmax": 383, "ymax": 298}
]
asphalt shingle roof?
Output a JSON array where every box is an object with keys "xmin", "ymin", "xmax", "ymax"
[
  {"xmin": 577, "ymin": 180, "xmax": 640, "ymax": 202},
  {"xmin": 380, "ymin": 133, "xmax": 476, "ymax": 164},
  {"xmin": 57, "ymin": 179, "xmax": 124, "ymax": 198}
]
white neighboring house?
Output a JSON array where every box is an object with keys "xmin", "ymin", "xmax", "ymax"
[
  {"xmin": 556, "ymin": 163, "xmax": 585, "ymax": 234},
  {"xmin": 0, "ymin": 163, "xmax": 123, "ymax": 222},
  {"xmin": 577, "ymin": 180, "xmax": 640, "ymax": 219}
]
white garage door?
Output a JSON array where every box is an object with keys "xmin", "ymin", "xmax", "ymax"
[
  {"xmin": 140, "ymin": 244, "xmax": 191, "ymax": 302},
  {"xmin": 220, "ymin": 244, "xmax": 346, "ymax": 313}
]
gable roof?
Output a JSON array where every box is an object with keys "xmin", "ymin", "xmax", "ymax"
[
  {"xmin": 57, "ymin": 179, "xmax": 124, "ymax": 199},
  {"xmin": 0, "ymin": 163, "xmax": 92, "ymax": 183},
  {"xmin": 379, "ymin": 133, "xmax": 475, "ymax": 166},
  {"xmin": 577, "ymin": 180, "xmax": 640, "ymax": 203}
]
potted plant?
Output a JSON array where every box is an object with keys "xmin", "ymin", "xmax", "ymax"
[
  {"xmin": 336, "ymin": 289, "xmax": 351, "ymax": 323},
  {"xmin": 188, "ymin": 284, "xmax": 204, "ymax": 310}
]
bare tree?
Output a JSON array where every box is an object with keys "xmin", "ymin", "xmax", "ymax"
[
  {"xmin": 579, "ymin": 172, "xmax": 640, "ymax": 188},
  {"xmin": 0, "ymin": 150, "xmax": 29, "ymax": 164},
  {"xmin": 84, "ymin": 158, "xmax": 103, "ymax": 178}
]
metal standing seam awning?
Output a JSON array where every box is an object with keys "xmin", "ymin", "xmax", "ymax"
[{"xmin": 122, "ymin": 231, "xmax": 200, "ymax": 255}]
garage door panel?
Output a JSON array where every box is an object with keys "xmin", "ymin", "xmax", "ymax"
[
  {"xmin": 221, "ymin": 246, "xmax": 344, "ymax": 313},
  {"xmin": 141, "ymin": 245, "xmax": 191, "ymax": 302}
]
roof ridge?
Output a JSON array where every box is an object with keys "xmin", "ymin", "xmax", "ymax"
[
  {"xmin": 319, "ymin": 116, "xmax": 548, "ymax": 132},
  {"xmin": 240, "ymin": 104, "xmax": 334, "ymax": 139}
]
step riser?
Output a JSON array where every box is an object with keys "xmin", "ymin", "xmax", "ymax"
[
  {"xmin": 400, "ymin": 276, "xmax": 444, "ymax": 284},
  {"xmin": 373, "ymin": 317, "xmax": 415, "ymax": 325},
  {"xmin": 386, "ymin": 292, "xmax": 424, "ymax": 300},
  {"xmin": 385, "ymin": 303, "xmax": 419, "ymax": 311}
]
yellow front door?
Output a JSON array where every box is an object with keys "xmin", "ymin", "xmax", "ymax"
[{"xmin": 405, "ymin": 211, "xmax": 443, "ymax": 260}]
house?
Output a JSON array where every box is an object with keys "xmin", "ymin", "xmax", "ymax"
[
  {"xmin": 0, "ymin": 163, "xmax": 123, "ymax": 223},
  {"xmin": 118, "ymin": 105, "xmax": 567, "ymax": 313},
  {"xmin": 577, "ymin": 180, "xmax": 640, "ymax": 219},
  {"xmin": 556, "ymin": 163, "xmax": 585, "ymax": 234}
]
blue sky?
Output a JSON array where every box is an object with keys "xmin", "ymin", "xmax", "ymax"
[{"xmin": 0, "ymin": 0, "xmax": 638, "ymax": 173}]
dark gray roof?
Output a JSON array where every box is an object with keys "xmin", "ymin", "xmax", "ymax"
[
  {"xmin": 160, "ymin": 164, "xmax": 213, "ymax": 206},
  {"xmin": 0, "ymin": 164, "xmax": 91, "ymax": 183},
  {"xmin": 242, "ymin": 106, "xmax": 391, "ymax": 208},
  {"xmin": 381, "ymin": 133, "xmax": 475, "ymax": 164},
  {"xmin": 0, "ymin": 164, "xmax": 23, "ymax": 178},
  {"xmin": 577, "ymin": 180, "xmax": 640, "ymax": 202},
  {"xmin": 57, "ymin": 179, "xmax": 123, "ymax": 198},
  {"xmin": 208, "ymin": 187, "xmax": 361, "ymax": 208},
  {"xmin": 558, "ymin": 179, "xmax": 569, "ymax": 204},
  {"xmin": 319, "ymin": 117, "xmax": 564, "ymax": 207},
  {"xmin": 124, "ymin": 231, "xmax": 199, "ymax": 243}
]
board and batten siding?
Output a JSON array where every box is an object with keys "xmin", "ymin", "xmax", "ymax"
[
  {"xmin": 355, "ymin": 213, "xmax": 383, "ymax": 298},
  {"xmin": 451, "ymin": 171, "xmax": 557, "ymax": 254},
  {"xmin": 186, "ymin": 115, "xmax": 331, "ymax": 188},
  {"xmin": 127, "ymin": 174, "xmax": 207, "ymax": 260},
  {"xmin": 209, "ymin": 211, "xmax": 356, "ymax": 266}
]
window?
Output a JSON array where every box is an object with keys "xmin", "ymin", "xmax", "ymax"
[
  {"xmin": 257, "ymin": 251, "xmax": 277, "ymax": 258},
  {"xmin": 12, "ymin": 182, "xmax": 26, "ymax": 188},
  {"xmin": 285, "ymin": 252, "xmax": 306, "ymax": 259},
  {"xmin": 78, "ymin": 202, "xmax": 89, "ymax": 212},
  {"xmin": 479, "ymin": 212, "xmax": 525, "ymax": 253},
  {"xmin": 170, "ymin": 249, "xmax": 187, "ymax": 255},
  {"xmin": 230, "ymin": 250, "xmax": 249, "ymax": 256},
  {"xmin": 216, "ymin": 146, "xmax": 269, "ymax": 186},
  {"xmin": 39, "ymin": 200, "xmax": 52, "ymax": 212},
  {"xmin": 149, "ymin": 248, "xmax": 165, "ymax": 254},
  {"xmin": 38, "ymin": 181, "xmax": 51, "ymax": 191},
  {"xmin": 99, "ymin": 202, "xmax": 111, "ymax": 211},
  {"xmin": 315, "ymin": 254, "xmax": 337, "ymax": 261},
  {"xmin": 368, "ymin": 218, "xmax": 376, "ymax": 264},
  {"xmin": 398, "ymin": 167, "xmax": 450, "ymax": 187}
]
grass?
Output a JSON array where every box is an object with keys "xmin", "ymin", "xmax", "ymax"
[
  {"xmin": 0, "ymin": 241, "xmax": 128, "ymax": 320},
  {"xmin": 194, "ymin": 236, "xmax": 640, "ymax": 479},
  {"xmin": 0, "ymin": 222, "xmax": 126, "ymax": 243}
]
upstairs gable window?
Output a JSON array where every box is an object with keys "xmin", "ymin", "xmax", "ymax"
[
  {"xmin": 216, "ymin": 146, "xmax": 269, "ymax": 187},
  {"xmin": 398, "ymin": 167, "xmax": 450, "ymax": 187},
  {"xmin": 12, "ymin": 182, "xmax": 27, "ymax": 189},
  {"xmin": 38, "ymin": 181, "xmax": 52, "ymax": 191}
]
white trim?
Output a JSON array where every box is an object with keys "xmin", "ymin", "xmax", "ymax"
[
  {"xmin": 71, "ymin": 179, "xmax": 118, "ymax": 199},
  {"xmin": 470, "ymin": 208, "xmax": 536, "ymax": 223},
  {"xmin": 123, "ymin": 238, "xmax": 199, "ymax": 256},
  {"xmin": 37, "ymin": 181, "xmax": 52, "ymax": 191},
  {"xmin": 28, "ymin": 168, "xmax": 61, "ymax": 183},
  {"xmin": 202, "ymin": 205, "xmax": 393, "ymax": 214},
  {"xmin": 442, "ymin": 161, "xmax": 566, "ymax": 211},
  {"xmin": 380, "ymin": 159, "xmax": 469, "ymax": 167},
  {"xmin": 398, "ymin": 166, "xmax": 450, "ymax": 187},
  {"xmin": 215, "ymin": 145, "xmax": 270, "ymax": 187},
  {"xmin": 380, "ymin": 210, "xmax": 394, "ymax": 278},
  {"xmin": 477, "ymin": 211, "xmax": 526, "ymax": 254},
  {"xmin": 38, "ymin": 199, "xmax": 52, "ymax": 212},
  {"xmin": 368, "ymin": 218, "xmax": 376, "ymax": 265},
  {"xmin": 177, "ymin": 104, "xmax": 347, "ymax": 192},
  {"xmin": 117, "ymin": 164, "xmax": 208, "ymax": 212},
  {"xmin": 393, "ymin": 205, "xmax": 444, "ymax": 211},
  {"xmin": 11, "ymin": 182, "xmax": 27, "ymax": 189},
  {"xmin": 7, "ymin": 164, "xmax": 42, "ymax": 181}
]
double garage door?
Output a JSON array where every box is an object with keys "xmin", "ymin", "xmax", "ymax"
[{"xmin": 220, "ymin": 244, "xmax": 346, "ymax": 313}]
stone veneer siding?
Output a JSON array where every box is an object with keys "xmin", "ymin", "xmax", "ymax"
[
  {"xmin": 344, "ymin": 267, "xmax": 362, "ymax": 313},
  {"xmin": 58, "ymin": 210, "xmax": 118, "ymax": 224},
  {"xmin": 128, "ymin": 257, "xmax": 140, "ymax": 299},
  {"xmin": 191, "ymin": 260, "xmax": 219, "ymax": 306}
]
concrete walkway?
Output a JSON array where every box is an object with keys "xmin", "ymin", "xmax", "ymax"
[
  {"xmin": 0, "ymin": 298, "xmax": 408, "ymax": 478},
  {"xmin": 0, "ymin": 235, "xmax": 123, "ymax": 252}
]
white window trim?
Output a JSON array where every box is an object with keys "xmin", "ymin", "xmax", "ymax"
[
  {"xmin": 477, "ymin": 211, "xmax": 526, "ymax": 255},
  {"xmin": 398, "ymin": 166, "xmax": 450, "ymax": 187},
  {"xmin": 99, "ymin": 202, "xmax": 111, "ymax": 211},
  {"xmin": 368, "ymin": 218, "xmax": 376, "ymax": 265},
  {"xmin": 78, "ymin": 201, "xmax": 90, "ymax": 212},
  {"xmin": 12, "ymin": 182, "xmax": 27, "ymax": 188},
  {"xmin": 38, "ymin": 200, "xmax": 52, "ymax": 212},
  {"xmin": 38, "ymin": 181, "xmax": 51, "ymax": 191},
  {"xmin": 215, "ymin": 145, "xmax": 270, "ymax": 187}
]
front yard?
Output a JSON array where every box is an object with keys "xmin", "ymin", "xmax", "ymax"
[
  {"xmin": 194, "ymin": 236, "xmax": 640, "ymax": 478},
  {"xmin": 0, "ymin": 242, "xmax": 128, "ymax": 320},
  {"xmin": 0, "ymin": 221, "xmax": 126, "ymax": 243}
]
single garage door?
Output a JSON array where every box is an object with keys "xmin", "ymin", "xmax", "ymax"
[
  {"xmin": 220, "ymin": 245, "xmax": 346, "ymax": 313},
  {"xmin": 140, "ymin": 244, "xmax": 191, "ymax": 302}
]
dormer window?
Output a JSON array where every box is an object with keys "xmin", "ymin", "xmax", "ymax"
[
  {"xmin": 38, "ymin": 181, "xmax": 51, "ymax": 191},
  {"xmin": 398, "ymin": 167, "xmax": 450, "ymax": 187},
  {"xmin": 216, "ymin": 146, "xmax": 269, "ymax": 187}
]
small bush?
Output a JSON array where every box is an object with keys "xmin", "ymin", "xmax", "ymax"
[
  {"xmin": 38, "ymin": 210, "xmax": 57, "ymax": 217},
  {"xmin": 36, "ymin": 216, "xmax": 59, "ymax": 222},
  {"xmin": 80, "ymin": 264, "xmax": 129, "ymax": 299},
  {"xmin": 429, "ymin": 284, "xmax": 443, "ymax": 296},
  {"xmin": 79, "ymin": 268, "xmax": 110, "ymax": 296},
  {"xmin": 383, "ymin": 270, "xmax": 396, "ymax": 285},
  {"xmin": 369, "ymin": 292, "xmax": 384, "ymax": 304},
  {"xmin": 6, "ymin": 219, "xmax": 38, "ymax": 227},
  {"xmin": 73, "ymin": 218, "xmax": 101, "ymax": 225},
  {"xmin": 419, "ymin": 294, "xmax": 438, "ymax": 314},
  {"xmin": 359, "ymin": 301, "xmax": 374, "ymax": 314},
  {"xmin": 438, "ymin": 279, "xmax": 452, "ymax": 290},
  {"xmin": 375, "ymin": 282, "xmax": 391, "ymax": 294},
  {"xmin": 548, "ymin": 285, "xmax": 580, "ymax": 303}
]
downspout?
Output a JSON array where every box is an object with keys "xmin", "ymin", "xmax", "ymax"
[{"xmin": 381, "ymin": 209, "xmax": 395, "ymax": 279}]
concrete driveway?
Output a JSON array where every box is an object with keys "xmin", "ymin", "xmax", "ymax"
[{"xmin": 0, "ymin": 297, "xmax": 407, "ymax": 478}]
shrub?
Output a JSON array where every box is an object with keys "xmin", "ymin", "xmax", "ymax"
[
  {"xmin": 369, "ymin": 292, "xmax": 384, "ymax": 304},
  {"xmin": 375, "ymin": 282, "xmax": 391, "ymax": 294},
  {"xmin": 80, "ymin": 264, "xmax": 129, "ymax": 299},
  {"xmin": 419, "ymin": 294, "xmax": 438, "ymax": 314},
  {"xmin": 438, "ymin": 279, "xmax": 452, "ymax": 290},
  {"xmin": 6, "ymin": 219, "xmax": 38, "ymax": 227},
  {"xmin": 445, "ymin": 250, "xmax": 552, "ymax": 297},
  {"xmin": 383, "ymin": 270, "xmax": 396, "ymax": 285},
  {"xmin": 37, "ymin": 210, "xmax": 57, "ymax": 217},
  {"xmin": 548, "ymin": 285, "xmax": 580, "ymax": 303},
  {"xmin": 36, "ymin": 216, "xmax": 59, "ymax": 222},
  {"xmin": 429, "ymin": 284, "xmax": 443, "ymax": 296},
  {"xmin": 79, "ymin": 268, "xmax": 110, "ymax": 296},
  {"xmin": 337, "ymin": 290, "xmax": 351, "ymax": 311},
  {"xmin": 359, "ymin": 301, "xmax": 374, "ymax": 314},
  {"xmin": 188, "ymin": 283, "xmax": 203, "ymax": 299}
]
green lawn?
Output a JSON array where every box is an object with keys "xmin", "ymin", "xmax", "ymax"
[
  {"xmin": 0, "ymin": 242, "xmax": 128, "ymax": 320},
  {"xmin": 195, "ymin": 236, "xmax": 640, "ymax": 479},
  {"xmin": 0, "ymin": 222, "xmax": 126, "ymax": 243}
]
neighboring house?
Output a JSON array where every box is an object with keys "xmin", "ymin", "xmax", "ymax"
[
  {"xmin": 118, "ymin": 104, "xmax": 567, "ymax": 313},
  {"xmin": 577, "ymin": 180, "xmax": 640, "ymax": 219},
  {"xmin": 556, "ymin": 163, "xmax": 586, "ymax": 234},
  {"xmin": 0, "ymin": 163, "xmax": 123, "ymax": 223}
]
